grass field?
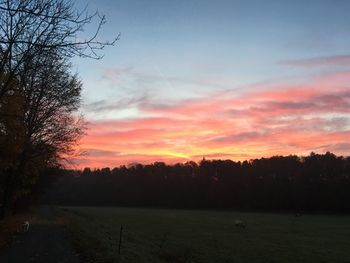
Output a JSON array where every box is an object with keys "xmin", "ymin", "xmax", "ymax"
[{"xmin": 61, "ymin": 206, "xmax": 350, "ymax": 263}]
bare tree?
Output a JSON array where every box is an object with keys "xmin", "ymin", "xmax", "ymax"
[
  {"xmin": 0, "ymin": 0, "xmax": 119, "ymax": 99},
  {"xmin": 0, "ymin": 0, "xmax": 118, "ymax": 217}
]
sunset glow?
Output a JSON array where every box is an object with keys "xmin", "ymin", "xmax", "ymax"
[
  {"xmin": 75, "ymin": 70, "xmax": 350, "ymax": 168},
  {"xmin": 73, "ymin": 0, "xmax": 350, "ymax": 168}
]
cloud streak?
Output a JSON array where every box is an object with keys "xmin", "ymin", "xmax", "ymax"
[{"xmin": 282, "ymin": 55, "xmax": 350, "ymax": 68}]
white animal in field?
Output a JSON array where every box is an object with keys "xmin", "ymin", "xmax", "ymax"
[
  {"xmin": 234, "ymin": 220, "xmax": 246, "ymax": 228},
  {"xmin": 21, "ymin": 221, "xmax": 30, "ymax": 232}
]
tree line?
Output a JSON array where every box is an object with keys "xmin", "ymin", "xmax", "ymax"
[{"xmin": 44, "ymin": 152, "xmax": 350, "ymax": 213}]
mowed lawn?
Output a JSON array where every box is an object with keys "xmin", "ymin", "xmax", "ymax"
[{"xmin": 61, "ymin": 206, "xmax": 350, "ymax": 263}]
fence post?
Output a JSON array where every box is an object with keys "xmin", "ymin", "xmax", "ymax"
[
  {"xmin": 159, "ymin": 232, "xmax": 168, "ymax": 249},
  {"xmin": 118, "ymin": 225, "xmax": 123, "ymax": 255}
]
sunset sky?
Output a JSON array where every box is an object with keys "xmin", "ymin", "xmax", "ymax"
[{"xmin": 72, "ymin": 0, "xmax": 350, "ymax": 168}]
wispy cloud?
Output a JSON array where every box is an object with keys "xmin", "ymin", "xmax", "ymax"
[
  {"xmin": 101, "ymin": 67, "xmax": 134, "ymax": 82},
  {"xmin": 83, "ymin": 94, "xmax": 150, "ymax": 113},
  {"xmin": 282, "ymin": 55, "xmax": 350, "ymax": 68}
]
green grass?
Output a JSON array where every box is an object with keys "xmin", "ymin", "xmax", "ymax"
[{"xmin": 61, "ymin": 206, "xmax": 350, "ymax": 263}]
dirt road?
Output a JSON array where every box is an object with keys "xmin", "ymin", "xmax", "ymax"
[{"xmin": 0, "ymin": 206, "xmax": 80, "ymax": 263}]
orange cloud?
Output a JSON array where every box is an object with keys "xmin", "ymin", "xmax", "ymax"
[{"xmin": 73, "ymin": 71, "xmax": 350, "ymax": 168}]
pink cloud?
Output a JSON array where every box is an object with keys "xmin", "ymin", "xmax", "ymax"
[{"xmin": 73, "ymin": 71, "xmax": 350, "ymax": 168}]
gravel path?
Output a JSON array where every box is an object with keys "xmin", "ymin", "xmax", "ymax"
[{"xmin": 0, "ymin": 206, "xmax": 80, "ymax": 263}]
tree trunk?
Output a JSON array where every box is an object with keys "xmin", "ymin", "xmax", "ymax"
[
  {"xmin": 0, "ymin": 147, "xmax": 28, "ymax": 219},
  {"xmin": 0, "ymin": 169, "xmax": 14, "ymax": 219}
]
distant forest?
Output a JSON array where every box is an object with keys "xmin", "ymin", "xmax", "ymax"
[{"xmin": 43, "ymin": 152, "xmax": 350, "ymax": 213}]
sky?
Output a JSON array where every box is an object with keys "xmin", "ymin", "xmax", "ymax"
[{"xmin": 72, "ymin": 0, "xmax": 350, "ymax": 168}]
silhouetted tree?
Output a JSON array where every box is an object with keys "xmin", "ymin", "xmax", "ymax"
[
  {"xmin": 0, "ymin": 0, "xmax": 119, "ymax": 99},
  {"xmin": 0, "ymin": 52, "xmax": 84, "ymax": 216},
  {"xmin": 0, "ymin": 0, "xmax": 118, "ymax": 217}
]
